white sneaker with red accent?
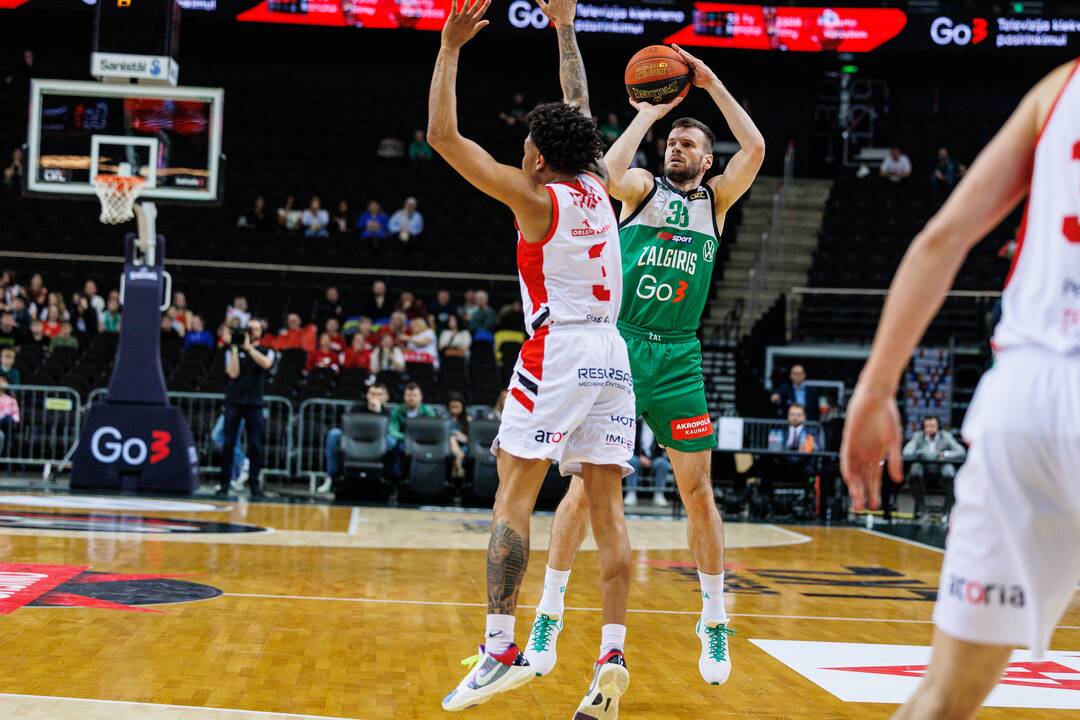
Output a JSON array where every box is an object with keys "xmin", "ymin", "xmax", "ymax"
[
  {"xmin": 441, "ymin": 643, "xmax": 534, "ymax": 712},
  {"xmin": 573, "ymin": 650, "xmax": 630, "ymax": 719}
]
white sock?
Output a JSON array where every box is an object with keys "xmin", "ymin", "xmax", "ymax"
[
  {"xmin": 537, "ymin": 566, "xmax": 571, "ymax": 616},
  {"xmin": 699, "ymin": 571, "xmax": 727, "ymax": 622},
  {"xmin": 485, "ymin": 614, "xmax": 516, "ymax": 656},
  {"xmin": 600, "ymin": 623, "xmax": 626, "ymax": 655}
]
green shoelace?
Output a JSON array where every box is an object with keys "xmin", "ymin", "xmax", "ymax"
[
  {"xmin": 704, "ymin": 624, "xmax": 735, "ymax": 662},
  {"xmin": 529, "ymin": 615, "xmax": 560, "ymax": 652}
]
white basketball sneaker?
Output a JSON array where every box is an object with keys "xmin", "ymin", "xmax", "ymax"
[
  {"xmin": 696, "ymin": 620, "xmax": 734, "ymax": 685},
  {"xmin": 524, "ymin": 612, "xmax": 563, "ymax": 676},
  {"xmin": 442, "ymin": 643, "xmax": 534, "ymax": 712},
  {"xmin": 573, "ymin": 650, "xmax": 630, "ymax": 719}
]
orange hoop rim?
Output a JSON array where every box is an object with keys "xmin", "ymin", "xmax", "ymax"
[{"xmin": 93, "ymin": 174, "xmax": 146, "ymax": 190}]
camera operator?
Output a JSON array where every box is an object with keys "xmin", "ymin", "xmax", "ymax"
[{"xmin": 219, "ymin": 319, "xmax": 275, "ymax": 498}]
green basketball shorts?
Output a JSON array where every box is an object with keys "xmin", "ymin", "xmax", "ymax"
[{"xmin": 618, "ymin": 322, "xmax": 715, "ymax": 453}]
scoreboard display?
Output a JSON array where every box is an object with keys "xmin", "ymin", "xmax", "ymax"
[{"xmin": 94, "ymin": 0, "xmax": 182, "ymax": 59}]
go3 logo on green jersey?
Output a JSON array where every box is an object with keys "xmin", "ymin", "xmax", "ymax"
[{"xmin": 636, "ymin": 274, "xmax": 688, "ymax": 304}]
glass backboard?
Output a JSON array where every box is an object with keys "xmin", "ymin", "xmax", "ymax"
[{"xmin": 26, "ymin": 79, "xmax": 224, "ymax": 203}]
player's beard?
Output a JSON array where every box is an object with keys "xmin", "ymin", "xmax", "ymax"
[{"xmin": 664, "ymin": 158, "xmax": 701, "ymax": 185}]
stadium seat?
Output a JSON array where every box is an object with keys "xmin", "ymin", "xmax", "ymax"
[
  {"xmin": 403, "ymin": 417, "xmax": 451, "ymax": 497},
  {"xmin": 340, "ymin": 413, "xmax": 390, "ymax": 485},
  {"xmin": 467, "ymin": 419, "xmax": 499, "ymax": 500}
]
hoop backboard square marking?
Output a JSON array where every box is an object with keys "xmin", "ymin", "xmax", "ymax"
[
  {"xmin": 27, "ymin": 79, "xmax": 223, "ymax": 203},
  {"xmin": 90, "ymin": 135, "xmax": 158, "ymax": 188}
]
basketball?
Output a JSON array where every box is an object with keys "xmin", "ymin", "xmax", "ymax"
[{"xmin": 624, "ymin": 45, "xmax": 691, "ymax": 104}]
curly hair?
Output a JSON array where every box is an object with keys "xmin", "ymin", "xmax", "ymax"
[{"xmin": 525, "ymin": 102, "xmax": 604, "ymax": 176}]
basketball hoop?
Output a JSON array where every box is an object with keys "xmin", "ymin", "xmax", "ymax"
[{"xmin": 93, "ymin": 174, "xmax": 146, "ymax": 225}]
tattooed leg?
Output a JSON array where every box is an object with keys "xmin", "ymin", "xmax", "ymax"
[
  {"xmin": 487, "ymin": 521, "xmax": 530, "ymax": 615},
  {"xmin": 488, "ymin": 451, "xmax": 549, "ymax": 615}
]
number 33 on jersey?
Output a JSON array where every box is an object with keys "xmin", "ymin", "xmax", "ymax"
[{"xmin": 619, "ymin": 176, "xmax": 722, "ymax": 334}]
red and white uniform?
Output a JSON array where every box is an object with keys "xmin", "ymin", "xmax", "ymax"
[
  {"xmin": 494, "ymin": 173, "xmax": 636, "ymax": 477},
  {"xmin": 935, "ymin": 59, "xmax": 1080, "ymax": 658}
]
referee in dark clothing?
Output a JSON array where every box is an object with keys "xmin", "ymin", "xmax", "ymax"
[{"xmin": 219, "ymin": 319, "xmax": 276, "ymax": 498}]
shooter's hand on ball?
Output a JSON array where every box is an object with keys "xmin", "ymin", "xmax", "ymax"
[
  {"xmin": 671, "ymin": 44, "xmax": 720, "ymax": 89},
  {"xmin": 440, "ymin": 0, "xmax": 491, "ymax": 50},
  {"xmin": 629, "ymin": 93, "xmax": 684, "ymax": 121},
  {"xmin": 535, "ymin": 0, "xmax": 576, "ymax": 28}
]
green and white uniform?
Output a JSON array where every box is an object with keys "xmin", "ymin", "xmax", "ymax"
[{"xmin": 618, "ymin": 176, "xmax": 723, "ymax": 452}]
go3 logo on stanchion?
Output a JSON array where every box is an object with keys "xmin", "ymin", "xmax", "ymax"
[{"xmin": 90, "ymin": 427, "xmax": 172, "ymax": 466}]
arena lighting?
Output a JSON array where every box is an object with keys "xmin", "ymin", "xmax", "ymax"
[{"xmin": 841, "ymin": 64, "xmax": 859, "ymax": 74}]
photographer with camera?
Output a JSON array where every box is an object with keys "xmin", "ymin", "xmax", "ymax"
[{"xmin": 219, "ymin": 319, "xmax": 275, "ymax": 498}]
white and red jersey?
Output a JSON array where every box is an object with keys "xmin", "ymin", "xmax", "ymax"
[
  {"xmin": 994, "ymin": 58, "xmax": 1080, "ymax": 356},
  {"xmin": 516, "ymin": 173, "xmax": 622, "ymax": 337}
]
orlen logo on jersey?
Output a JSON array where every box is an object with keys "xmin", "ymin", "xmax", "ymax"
[
  {"xmin": 91, "ymin": 427, "xmax": 172, "ymax": 466},
  {"xmin": 657, "ymin": 231, "xmax": 693, "ymax": 244},
  {"xmin": 947, "ymin": 574, "xmax": 1025, "ymax": 608},
  {"xmin": 930, "ymin": 17, "xmax": 988, "ymax": 46},
  {"xmin": 534, "ymin": 430, "xmax": 568, "ymax": 444},
  {"xmin": 572, "ymin": 218, "xmax": 613, "ymax": 237}
]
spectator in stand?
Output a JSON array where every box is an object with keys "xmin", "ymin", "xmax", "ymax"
[
  {"xmin": 2, "ymin": 148, "xmax": 23, "ymax": 190},
  {"xmin": 25, "ymin": 321, "xmax": 46, "ymax": 349},
  {"xmin": 71, "ymin": 294, "xmax": 99, "ymax": 336},
  {"xmin": 0, "ymin": 312, "xmax": 23, "ymax": 349},
  {"xmin": 237, "ymin": 196, "xmax": 272, "ymax": 231},
  {"xmin": 227, "ymin": 296, "xmax": 251, "ymax": 327},
  {"xmin": 102, "ymin": 296, "xmax": 121, "ymax": 333},
  {"xmin": 496, "ymin": 300, "xmax": 524, "ymax": 332},
  {"xmin": 439, "ymin": 313, "xmax": 471, "ymax": 359},
  {"xmin": 388, "ymin": 382, "xmax": 437, "ymax": 450},
  {"xmin": 350, "ymin": 316, "xmax": 378, "ymax": 352},
  {"xmin": 357, "ymin": 201, "xmax": 390, "ymax": 240},
  {"xmin": 41, "ymin": 293, "xmax": 68, "ymax": 324},
  {"xmin": 388, "ymin": 197, "xmax": 423, "ymax": 242},
  {"xmin": 484, "ymin": 390, "xmax": 508, "ymax": 421},
  {"xmin": 879, "ymin": 145, "xmax": 912, "ymax": 183},
  {"xmin": 371, "ymin": 333, "xmax": 405, "ymax": 374},
  {"xmin": 82, "ymin": 280, "xmax": 105, "ymax": 321},
  {"xmin": 324, "ymin": 317, "xmax": 345, "ymax": 353},
  {"xmin": 26, "ymin": 274, "xmax": 46, "ymax": 317},
  {"xmin": 10, "ymin": 295, "xmax": 29, "ymax": 328},
  {"xmin": 599, "ymin": 112, "xmax": 622, "ymax": 146},
  {"xmin": 344, "ymin": 332, "xmax": 373, "ymax": 370},
  {"xmin": 899, "ymin": 415, "xmax": 967, "ymax": 521},
  {"xmin": 0, "ymin": 376, "xmax": 18, "ymax": 455},
  {"xmin": 461, "ymin": 289, "xmax": 478, "ymax": 323},
  {"xmin": 312, "ymin": 286, "xmax": 343, "ymax": 328},
  {"xmin": 499, "ymin": 92, "xmax": 528, "ymax": 126},
  {"xmin": 396, "ymin": 291, "xmax": 428, "ymax": 320},
  {"xmin": 430, "ymin": 289, "xmax": 457, "ymax": 333},
  {"xmin": 624, "ymin": 421, "xmax": 671, "ymax": 507},
  {"xmin": 41, "ymin": 313, "xmax": 60, "ymax": 338},
  {"xmin": 0, "ymin": 348, "xmax": 19, "ymax": 385},
  {"xmin": 277, "ymin": 195, "xmax": 302, "ymax": 233},
  {"xmin": 160, "ymin": 315, "xmax": 183, "ymax": 344},
  {"xmin": 302, "ymin": 195, "xmax": 330, "ymax": 238},
  {"xmin": 50, "ymin": 322, "xmax": 78, "ymax": 352},
  {"xmin": 468, "ymin": 290, "xmax": 496, "ymax": 335},
  {"xmin": 332, "ymin": 200, "xmax": 351, "ymax": 234},
  {"xmin": 404, "ymin": 317, "xmax": 439, "ymax": 368},
  {"xmin": 0, "ymin": 271, "xmax": 16, "ymax": 308},
  {"xmin": 307, "ymin": 333, "xmax": 343, "ymax": 373},
  {"xmin": 381, "ymin": 311, "xmax": 408, "ymax": 344},
  {"xmin": 171, "ymin": 292, "xmax": 193, "ymax": 331},
  {"xmin": 931, "ymin": 146, "xmax": 960, "ymax": 196},
  {"xmin": 770, "ymin": 364, "xmax": 821, "ymax": 422},
  {"xmin": 446, "ymin": 391, "xmax": 470, "ymax": 479},
  {"xmin": 276, "ymin": 313, "xmax": 307, "ymax": 350},
  {"xmin": 408, "ymin": 129, "xmax": 433, "ymax": 163},
  {"xmin": 323, "ymin": 383, "xmax": 392, "ymax": 486},
  {"xmin": 3, "ymin": 49, "xmax": 33, "ymax": 91},
  {"xmin": 364, "ymin": 280, "xmax": 391, "ymax": 322},
  {"xmin": 184, "ymin": 315, "xmax": 213, "ymax": 349}
]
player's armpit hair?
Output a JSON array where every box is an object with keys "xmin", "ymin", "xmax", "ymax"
[{"xmin": 526, "ymin": 102, "xmax": 604, "ymax": 177}]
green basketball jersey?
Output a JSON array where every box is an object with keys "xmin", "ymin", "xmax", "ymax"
[{"xmin": 618, "ymin": 176, "xmax": 723, "ymax": 333}]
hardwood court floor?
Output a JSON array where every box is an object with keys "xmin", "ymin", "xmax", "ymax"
[{"xmin": 0, "ymin": 494, "xmax": 1077, "ymax": 719}]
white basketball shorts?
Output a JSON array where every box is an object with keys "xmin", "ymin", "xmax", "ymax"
[
  {"xmin": 493, "ymin": 323, "xmax": 636, "ymax": 477},
  {"xmin": 933, "ymin": 348, "xmax": 1080, "ymax": 657}
]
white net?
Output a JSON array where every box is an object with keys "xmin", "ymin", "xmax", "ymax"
[{"xmin": 93, "ymin": 174, "xmax": 146, "ymax": 225}]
